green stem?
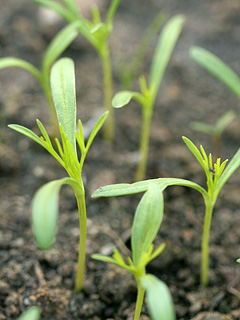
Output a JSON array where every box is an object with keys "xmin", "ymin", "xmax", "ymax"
[
  {"xmin": 201, "ymin": 200, "xmax": 214, "ymax": 286},
  {"xmin": 134, "ymin": 283, "xmax": 145, "ymax": 320},
  {"xmin": 99, "ymin": 42, "xmax": 114, "ymax": 143},
  {"xmin": 74, "ymin": 187, "xmax": 87, "ymax": 292},
  {"xmin": 136, "ymin": 107, "xmax": 152, "ymax": 181}
]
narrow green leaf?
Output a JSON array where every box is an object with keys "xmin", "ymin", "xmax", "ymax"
[
  {"xmin": 215, "ymin": 110, "xmax": 236, "ymax": 135},
  {"xmin": 112, "ymin": 91, "xmax": 141, "ymax": 108},
  {"xmin": 32, "ymin": 177, "xmax": 79, "ymax": 250},
  {"xmin": 191, "ymin": 121, "xmax": 213, "ymax": 135},
  {"xmin": 91, "ymin": 254, "xmax": 123, "ymax": 268},
  {"xmin": 131, "ymin": 184, "xmax": 164, "ymax": 266},
  {"xmin": 190, "ymin": 46, "xmax": 240, "ymax": 99},
  {"xmin": 0, "ymin": 57, "xmax": 41, "ymax": 80},
  {"xmin": 61, "ymin": 0, "xmax": 80, "ymax": 16},
  {"xmin": 17, "ymin": 307, "xmax": 41, "ymax": 320},
  {"xmin": 141, "ymin": 275, "xmax": 176, "ymax": 320},
  {"xmin": 149, "ymin": 15, "xmax": 185, "ymax": 101},
  {"xmin": 8, "ymin": 124, "xmax": 46, "ymax": 149},
  {"xmin": 107, "ymin": 0, "xmax": 121, "ymax": 26},
  {"xmin": 33, "ymin": 0, "xmax": 75, "ymax": 22},
  {"xmin": 85, "ymin": 111, "xmax": 108, "ymax": 153},
  {"xmin": 43, "ymin": 22, "xmax": 80, "ymax": 72},
  {"xmin": 92, "ymin": 177, "xmax": 208, "ymax": 199},
  {"xmin": 51, "ymin": 58, "xmax": 77, "ymax": 154}
]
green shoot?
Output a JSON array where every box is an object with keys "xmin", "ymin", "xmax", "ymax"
[
  {"xmin": 92, "ymin": 136, "xmax": 240, "ymax": 286},
  {"xmin": 92, "ymin": 184, "xmax": 175, "ymax": 320},
  {"xmin": 9, "ymin": 58, "xmax": 108, "ymax": 292},
  {"xmin": 118, "ymin": 10, "xmax": 169, "ymax": 89},
  {"xmin": 112, "ymin": 15, "xmax": 185, "ymax": 181},
  {"xmin": 190, "ymin": 46, "xmax": 240, "ymax": 98},
  {"xmin": 191, "ymin": 110, "xmax": 236, "ymax": 159},
  {"xmin": 33, "ymin": 0, "xmax": 121, "ymax": 142},
  {"xmin": 17, "ymin": 307, "xmax": 41, "ymax": 320},
  {"xmin": 0, "ymin": 22, "xmax": 80, "ymax": 137}
]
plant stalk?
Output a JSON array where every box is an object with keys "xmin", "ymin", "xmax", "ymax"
[
  {"xmin": 74, "ymin": 188, "xmax": 87, "ymax": 292},
  {"xmin": 100, "ymin": 43, "xmax": 114, "ymax": 143},
  {"xmin": 201, "ymin": 200, "xmax": 214, "ymax": 286},
  {"xmin": 134, "ymin": 283, "xmax": 145, "ymax": 320}
]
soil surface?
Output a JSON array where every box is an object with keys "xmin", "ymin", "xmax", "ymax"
[{"xmin": 1, "ymin": 0, "xmax": 240, "ymax": 319}]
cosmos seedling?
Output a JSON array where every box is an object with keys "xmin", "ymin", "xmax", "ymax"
[
  {"xmin": 191, "ymin": 110, "xmax": 236, "ymax": 159},
  {"xmin": 33, "ymin": 0, "xmax": 120, "ymax": 142},
  {"xmin": 92, "ymin": 184, "xmax": 175, "ymax": 320},
  {"xmin": 9, "ymin": 58, "xmax": 108, "ymax": 292},
  {"xmin": 0, "ymin": 22, "xmax": 80, "ymax": 137},
  {"xmin": 92, "ymin": 136, "xmax": 240, "ymax": 286},
  {"xmin": 112, "ymin": 15, "xmax": 185, "ymax": 181}
]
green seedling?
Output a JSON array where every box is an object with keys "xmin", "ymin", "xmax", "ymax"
[
  {"xmin": 191, "ymin": 110, "xmax": 236, "ymax": 159},
  {"xmin": 190, "ymin": 46, "xmax": 240, "ymax": 98},
  {"xmin": 9, "ymin": 58, "xmax": 108, "ymax": 292},
  {"xmin": 33, "ymin": 0, "xmax": 121, "ymax": 142},
  {"xmin": 118, "ymin": 10, "xmax": 169, "ymax": 89},
  {"xmin": 17, "ymin": 307, "xmax": 41, "ymax": 320},
  {"xmin": 112, "ymin": 15, "xmax": 185, "ymax": 181},
  {"xmin": 92, "ymin": 184, "xmax": 175, "ymax": 320},
  {"xmin": 92, "ymin": 136, "xmax": 240, "ymax": 286},
  {"xmin": 0, "ymin": 22, "xmax": 80, "ymax": 137}
]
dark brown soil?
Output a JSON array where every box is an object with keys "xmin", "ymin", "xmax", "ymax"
[{"xmin": 1, "ymin": 0, "xmax": 240, "ymax": 319}]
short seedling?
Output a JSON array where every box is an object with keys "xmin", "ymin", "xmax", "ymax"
[
  {"xmin": 33, "ymin": 0, "xmax": 121, "ymax": 142},
  {"xmin": 112, "ymin": 15, "xmax": 185, "ymax": 181},
  {"xmin": 92, "ymin": 136, "xmax": 240, "ymax": 286},
  {"xmin": 191, "ymin": 110, "xmax": 236, "ymax": 159},
  {"xmin": 9, "ymin": 58, "xmax": 108, "ymax": 292},
  {"xmin": 17, "ymin": 306, "xmax": 41, "ymax": 320},
  {"xmin": 92, "ymin": 184, "xmax": 175, "ymax": 320},
  {"xmin": 0, "ymin": 22, "xmax": 80, "ymax": 137}
]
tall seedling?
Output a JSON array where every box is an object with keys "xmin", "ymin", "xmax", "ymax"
[
  {"xmin": 92, "ymin": 136, "xmax": 240, "ymax": 286},
  {"xmin": 112, "ymin": 15, "xmax": 185, "ymax": 181},
  {"xmin": 0, "ymin": 22, "xmax": 80, "ymax": 137},
  {"xmin": 9, "ymin": 58, "xmax": 108, "ymax": 291},
  {"xmin": 33, "ymin": 0, "xmax": 121, "ymax": 142}
]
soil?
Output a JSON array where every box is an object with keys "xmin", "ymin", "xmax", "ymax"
[{"xmin": 1, "ymin": 0, "xmax": 240, "ymax": 319}]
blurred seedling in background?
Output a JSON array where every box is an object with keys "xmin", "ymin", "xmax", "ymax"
[
  {"xmin": 0, "ymin": 22, "xmax": 80, "ymax": 137},
  {"xmin": 9, "ymin": 58, "xmax": 108, "ymax": 292},
  {"xmin": 112, "ymin": 15, "xmax": 185, "ymax": 181},
  {"xmin": 191, "ymin": 110, "xmax": 236, "ymax": 159},
  {"xmin": 92, "ymin": 184, "xmax": 175, "ymax": 320},
  {"xmin": 33, "ymin": 0, "xmax": 120, "ymax": 142},
  {"xmin": 118, "ymin": 10, "xmax": 169, "ymax": 90},
  {"xmin": 17, "ymin": 306, "xmax": 41, "ymax": 320},
  {"xmin": 92, "ymin": 136, "xmax": 240, "ymax": 286}
]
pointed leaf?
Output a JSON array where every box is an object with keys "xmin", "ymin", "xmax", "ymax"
[
  {"xmin": 0, "ymin": 57, "xmax": 41, "ymax": 80},
  {"xmin": 107, "ymin": 0, "xmax": 120, "ymax": 26},
  {"xmin": 91, "ymin": 254, "xmax": 124, "ymax": 268},
  {"xmin": 112, "ymin": 91, "xmax": 141, "ymax": 108},
  {"xmin": 51, "ymin": 58, "xmax": 77, "ymax": 154},
  {"xmin": 17, "ymin": 307, "xmax": 41, "ymax": 320},
  {"xmin": 33, "ymin": 0, "xmax": 74, "ymax": 22},
  {"xmin": 150, "ymin": 15, "xmax": 185, "ymax": 101},
  {"xmin": 85, "ymin": 111, "xmax": 108, "ymax": 152},
  {"xmin": 190, "ymin": 46, "xmax": 240, "ymax": 98},
  {"xmin": 43, "ymin": 22, "xmax": 80, "ymax": 72},
  {"xmin": 141, "ymin": 275, "xmax": 176, "ymax": 320},
  {"xmin": 191, "ymin": 121, "xmax": 213, "ymax": 135},
  {"xmin": 32, "ymin": 177, "xmax": 79, "ymax": 250},
  {"xmin": 131, "ymin": 184, "xmax": 163, "ymax": 266},
  {"xmin": 215, "ymin": 110, "xmax": 236, "ymax": 135}
]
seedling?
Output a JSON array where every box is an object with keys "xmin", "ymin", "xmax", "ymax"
[
  {"xmin": 33, "ymin": 0, "xmax": 121, "ymax": 142},
  {"xmin": 92, "ymin": 184, "xmax": 175, "ymax": 320},
  {"xmin": 92, "ymin": 136, "xmax": 240, "ymax": 286},
  {"xmin": 17, "ymin": 307, "xmax": 41, "ymax": 320},
  {"xmin": 0, "ymin": 22, "xmax": 80, "ymax": 137},
  {"xmin": 9, "ymin": 58, "xmax": 108, "ymax": 291},
  {"xmin": 191, "ymin": 110, "xmax": 236, "ymax": 159},
  {"xmin": 112, "ymin": 15, "xmax": 185, "ymax": 181},
  {"xmin": 190, "ymin": 46, "xmax": 240, "ymax": 98}
]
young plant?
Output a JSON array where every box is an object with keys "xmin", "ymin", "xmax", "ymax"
[
  {"xmin": 9, "ymin": 58, "xmax": 108, "ymax": 292},
  {"xmin": 92, "ymin": 184, "xmax": 175, "ymax": 320},
  {"xmin": 0, "ymin": 22, "xmax": 80, "ymax": 137},
  {"xmin": 191, "ymin": 110, "xmax": 236, "ymax": 159},
  {"xmin": 190, "ymin": 46, "xmax": 240, "ymax": 98},
  {"xmin": 33, "ymin": 0, "xmax": 121, "ymax": 142},
  {"xmin": 112, "ymin": 15, "xmax": 185, "ymax": 181},
  {"xmin": 17, "ymin": 307, "xmax": 41, "ymax": 320},
  {"xmin": 92, "ymin": 136, "xmax": 240, "ymax": 286}
]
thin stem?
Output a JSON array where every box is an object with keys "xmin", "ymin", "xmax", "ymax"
[
  {"xmin": 100, "ymin": 42, "xmax": 114, "ymax": 142},
  {"xmin": 74, "ymin": 187, "xmax": 87, "ymax": 292},
  {"xmin": 136, "ymin": 107, "xmax": 152, "ymax": 181},
  {"xmin": 201, "ymin": 200, "xmax": 214, "ymax": 286},
  {"xmin": 134, "ymin": 283, "xmax": 145, "ymax": 320}
]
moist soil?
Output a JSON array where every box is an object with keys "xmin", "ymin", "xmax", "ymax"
[{"xmin": 1, "ymin": 0, "xmax": 240, "ymax": 319}]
